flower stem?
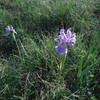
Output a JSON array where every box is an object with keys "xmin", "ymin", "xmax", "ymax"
[{"xmin": 59, "ymin": 54, "xmax": 66, "ymax": 73}]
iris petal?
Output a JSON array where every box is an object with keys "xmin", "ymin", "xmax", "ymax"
[
  {"xmin": 60, "ymin": 29, "xmax": 65, "ymax": 35},
  {"xmin": 66, "ymin": 29, "xmax": 72, "ymax": 38},
  {"xmin": 55, "ymin": 45, "xmax": 67, "ymax": 55}
]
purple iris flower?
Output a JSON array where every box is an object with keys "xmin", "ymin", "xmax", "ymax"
[
  {"xmin": 55, "ymin": 28, "xmax": 76, "ymax": 55},
  {"xmin": 5, "ymin": 26, "xmax": 15, "ymax": 33},
  {"xmin": 2, "ymin": 26, "xmax": 16, "ymax": 37},
  {"xmin": 55, "ymin": 45, "xmax": 68, "ymax": 55}
]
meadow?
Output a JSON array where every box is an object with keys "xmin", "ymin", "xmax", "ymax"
[{"xmin": 0, "ymin": 0, "xmax": 100, "ymax": 100}]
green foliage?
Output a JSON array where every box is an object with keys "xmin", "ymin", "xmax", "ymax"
[
  {"xmin": 0, "ymin": 0, "xmax": 99, "ymax": 100},
  {"xmin": 0, "ymin": 32, "xmax": 99, "ymax": 100},
  {"xmin": 0, "ymin": 0, "xmax": 95, "ymax": 33}
]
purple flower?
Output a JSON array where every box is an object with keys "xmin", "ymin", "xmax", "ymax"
[
  {"xmin": 5, "ymin": 26, "xmax": 15, "ymax": 33},
  {"xmin": 55, "ymin": 45, "xmax": 68, "ymax": 55},
  {"xmin": 2, "ymin": 26, "xmax": 16, "ymax": 37},
  {"xmin": 56, "ymin": 28, "xmax": 76, "ymax": 46},
  {"xmin": 55, "ymin": 28, "xmax": 76, "ymax": 55}
]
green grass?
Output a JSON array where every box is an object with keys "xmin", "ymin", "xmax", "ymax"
[
  {"xmin": 0, "ymin": 0, "xmax": 95, "ymax": 33},
  {"xmin": 0, "ymin": 0, "xmax": 99, "ymax": 100},
  {"xmin": 0, "ymin": 33, "xmax": 99, "ymax": 100}
]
